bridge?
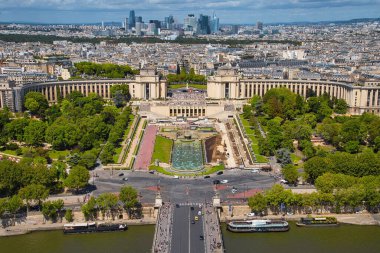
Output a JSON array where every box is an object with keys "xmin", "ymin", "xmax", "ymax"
[{"xmin": 152, "ymin": 200, "xmax": 224, "ymax": 253}]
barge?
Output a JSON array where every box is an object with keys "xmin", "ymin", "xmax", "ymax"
[
  {"xmin": 227, "ymin": 219, "xmax": 289, "ymax": 233},
  {"xmin": 296, "ymin": 217, "xmax": 338, "ymax": 227},
  {"xmin": 64, "ymin": 222, "xmax": 128, "ymax": 234}
]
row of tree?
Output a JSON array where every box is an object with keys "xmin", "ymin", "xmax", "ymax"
[
  {"xmin": 0, "ymin": 157, "xmax": 90, "ymax": 197},
  {"xmin": 81, "ymin": 186, "xmax": 139, "ymax": 221},
  {"xmin": 166, "ymin": 67, "xmax": 206, "ymax": 84},
  {"xmin": 73, "ymin": 62, "xmax": 138, "ymax": 78},
  {"xmin": 0, "ymin": 34, "xmax": 301, "ymax": 47},
  {"xmin": 304, "ymin": 150, "xmax": 380, "ymax": 182},
  {"xmin": 248, "ymin": 184, "xmax": 380, "ymax": 215},
  {"xmin": 317, "ymin": 113, "xmax": 380, "ymax": 153}
]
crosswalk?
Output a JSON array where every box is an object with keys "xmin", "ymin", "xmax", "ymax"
[{"xmin": 176, "ymin": 202, "xmax": 204, "ymax": 207}]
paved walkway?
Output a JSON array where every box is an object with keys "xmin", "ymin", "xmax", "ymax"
[
  {"xmin": 204, "ymin": 204, "xmax": 223, "ymax": 253},
  {"xmin": 123, "ymin": 118, "xmax": 146, "ymax": 169},
  {"xmin": 152, "ymin": 203, "xmax": 173, "ymax": 253},
  {"xmin": 134, "ymin": 125, "xmax": 158, "ymax": 171},
  {"xmin": 215, "ymin": 122, "xmax": 237, "ymax": 168}
]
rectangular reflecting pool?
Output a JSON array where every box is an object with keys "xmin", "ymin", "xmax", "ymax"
[{"xmin": 171, "ymin": 140, "xmax": 203, "ymax": 171}]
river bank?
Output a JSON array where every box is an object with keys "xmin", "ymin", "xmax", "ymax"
[
  {"xmin": 0, "ymin": 218, "xmax": 156, "ymax": 237},
  {"xmin": 219, "ymin": 205, "xmax": 380, "ymax": 226}
]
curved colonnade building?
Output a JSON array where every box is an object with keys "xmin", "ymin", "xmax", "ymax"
[{"xmin": 0, "ymin": 67, "xmax": 379, "ymax": 116}]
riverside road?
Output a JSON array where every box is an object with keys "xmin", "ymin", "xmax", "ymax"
[{"xmin": 92, "ymin": 169, "xmax": 277, "ymax": 203}]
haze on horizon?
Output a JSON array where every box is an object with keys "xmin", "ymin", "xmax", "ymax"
[{"xmin": 0, "ymin": 0, "xmax": 379, "ymax": 24}]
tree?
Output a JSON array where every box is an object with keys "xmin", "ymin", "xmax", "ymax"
[
  {"xmin": 18, "ymin": 184, "xmax": 49, "ymax": 212},
  {"xmin": 344, "ymin": 141, "xmax": 360, "ymax": 154},
  {"xmin": 23, "ymin": 120, "xmax": 46, "ymax": 146},
  {"xmin": 65, "ymin": 209, "xmax": 74, "ymax": 222},
  {"xmin": 78, "ymin": 150, "xmax": 98, "ymax": 169},
  {"xmin": 96, "ymin": 193, "xmax": 119, "ymax": 219},
  {"xmin": 7, "ymin": 195, "xmax": 23, "ymax": 225},
  {"xmin": 5, "ymin": 118, "xmax": 30, "ymax": 141},
  {"xmin": 119, "ymin": 186, "xmax": 139, "ymax": 217},
  {"xmin": 304, "ymin": 156, "xmax": 333, "ymax": 183},
  {"xmin": 42, "ymin": 200, "xmax": 64, "ymax": 221},
  {"xmin": 24, "ymin": 92, "xmax": 49, "ymax": 117},
  {"xmin": 334, "ymin": 99, "xmax": 348, "ymax": 114},
  {"xmin": 282, "ymin": 165, "xmax": 299, "ymax": 185},
  {"xmin": 263, "ymin": 88, "xmax": 298, "ymax": 120},
  {"xmin": 81, "ymin": 196, "xmax": 97, "ymax": 221},
  {"xmin": 100, "ymin": 143, "xmax": 115, "ymax": 164},
  {"xmin": 0, "ymin": 160, "xmax": 24, "ymax": 195},
  {"xmin": 276, "ymin": 148, "xmax": 292, "ymax": 166},
  {"xmin": 248, "ymin": 192, "xmax": 267, "ymax": 215},
  {"xmin": 64, "ymin": 166, "xmax": 90, "ymax": 192}
]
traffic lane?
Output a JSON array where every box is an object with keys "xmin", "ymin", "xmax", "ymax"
[
  {"xmin": 190, "ymin": 205, "xmax": 205, "ymax": 253},
  {"xmin": 171, "ymin": 205, "xmax": 190, "ymax": 253},
  {"xmin": 93, "ymin": 171, "xmax": 276, "ymax": 202}
]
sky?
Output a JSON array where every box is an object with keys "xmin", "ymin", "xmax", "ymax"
[{"xmin": 0, "ymin": 0, "xmax": 379, "ymax": 24}]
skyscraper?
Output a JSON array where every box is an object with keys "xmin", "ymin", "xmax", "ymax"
[
  {"xmin": 135, "ymin": 22, "xmax": 142, "ymax": 36},
  {"xmin": 210, "ymin": 12, "xmax": 219, "ymax": 34},
  {"xmin": 124, "ymin": 17, "xmax": 128, "ymax": 32},
  {"xmin": 136, "ymin": 16, "xmax": 143, "ymax": 23},
  {"xmin": 197, "ymin": 14, "xmax": 210, "ymax": 35},
  {"xmin": 164, "ymin": 15, "xmax": 174, "ymax": 30},
  {"xmin": 256, "ymin": 21, "xmax": 263, "ymax": 30},
  {"xmin": 184, "ymin": 14, "xmax": 197, "ymax": 31},
  {"xmin": 128, "ymin": 10, "xmax": 136, "ymax": 29}
]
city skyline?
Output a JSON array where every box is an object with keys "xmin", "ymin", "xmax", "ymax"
[{"xmin": 0, "ymin": 0, "xmax": 379, "ymax": 24}]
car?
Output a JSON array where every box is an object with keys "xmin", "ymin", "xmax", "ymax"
[
  {"xmin": 198, "ymin": 211, "xmax": 202, "ymax": 215},
  {"xmin": 246, "ymin": 213, "xmax": 255, "ymax": 217},
  {"xmin": 149, "ymin": 170, "xmax": 155, "ymax": 174},
  {"xmin": 216, "ymin": 171, "xmax": 223, "ymax": 175},
  {"xmin": 173, "ymin": 175, "xmax": 179, "ymax": 179},
  {"xmin": 251, "ymin": 169, "xmax": 259, "ymax": 173},
  {"xmin": 194, "ymin": 216, "xmax": 199, "ymax": 221},
  {"xmin": 199, "ymin": 235, "xmax": 204, "ymax": 240},
  {"xmin": 118, "ymin": 173, "xmax": 124, "ymax": 177},
  {"xmin": 191, "ymin": 220, "xmax": 195, "ymax": 224},
  {"xmin": 191, "ymin": 206, "xmax": 194, "ymax": 210},
  {"xmin": 280, "ymin": 179, "xmax": 288, "ymax": 184},
  {"xmin": 231, "ymin": 189, "xmax": 238, "ymax": 194},
  {"xmin": 204, "ymin": 175, "xmax": 210, "ymax": 179},
  {"xmin": 122, "ymin": 177, "xmax": 128, "ymax": 181},
  {"xmin": 176, "ymin": 204, "xmax": 180, "ymax": 208},
  {"xmin": 213, "ymin": 180, "xmax": 221, "ymax": 185},
  {"xmin": 221, "ymin": 179, "xmax": 229, "ymax": 184}
]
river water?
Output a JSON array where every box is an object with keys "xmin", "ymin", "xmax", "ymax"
[{"xmin": 1, "ymin": 223, "xmax": 380, "ymax": 253}]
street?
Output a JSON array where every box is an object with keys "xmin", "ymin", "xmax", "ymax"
[{"xmin": 92, "ymin": 169, "xmax": 277, "ymax": 204}]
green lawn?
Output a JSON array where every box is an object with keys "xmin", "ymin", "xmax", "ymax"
[
  {"xmin": 168, "ymin": 84, "xmax": 207, "ymax": 90},
  {"xmin": 113, "ymin": 146, "xmax": 123, "ymax": 163},
  {"xmin": 123, "ymin": 114, "xmax": 135, "ymax": 139},
  {"xmin": 239, "ymin": 115, "xmax": 269, "ymax": 163},
  {"xmin": 291, "ymin": 153, "xmax": 302, "ymax": 164},
  {"xmin": 1, "ymin": 150, "xmax": 18, "ymax": 156},
  {"xmin": 151, "ymin": 136, "xmax": 173, "ymax": 164},
  {"xmin": 204, "ymin": 164, "xmax": 224, "ymax": 175},
  {"xmin": 48, "ymin": 150, "xmax": 70, "ymax": 159}
]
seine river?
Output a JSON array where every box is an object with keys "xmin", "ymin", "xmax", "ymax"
[{"xmin": 1, "ymin": 223, "xmax": 380, "ymax": 253}]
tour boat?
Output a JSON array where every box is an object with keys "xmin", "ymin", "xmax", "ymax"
[{"xmin": 227, "ymin": 219, "xmax": 289, "ymax": 233}]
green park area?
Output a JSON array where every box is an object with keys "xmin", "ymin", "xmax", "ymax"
[
  {"xmin": 151, "ymin": 135, "xmax": 173, "ymax": 164},
  {"xmin": 239, "ymin": 115, "xmax": 269, "ymax": 163}
]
